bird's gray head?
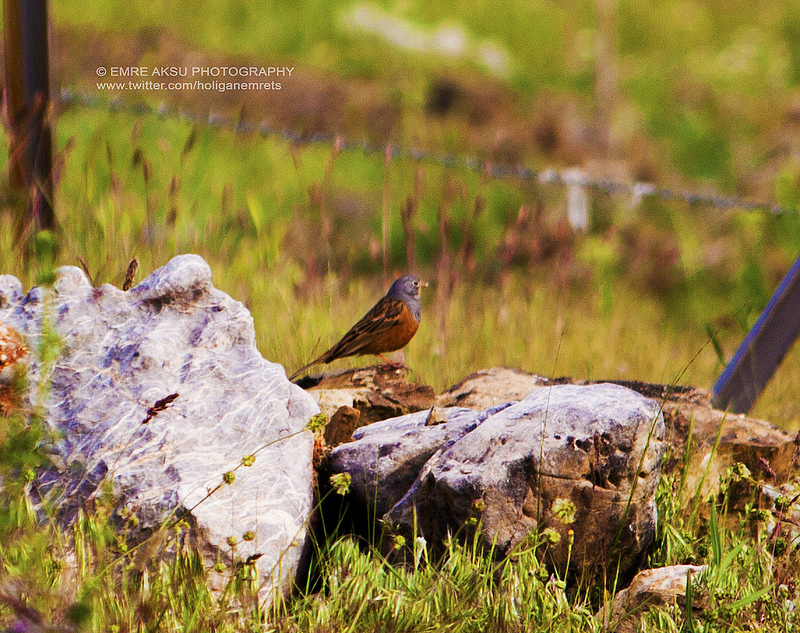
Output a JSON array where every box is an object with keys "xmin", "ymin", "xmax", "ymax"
[{"xmin": 387, "ymin": 275, "xmax": 425, "ymax": 320}]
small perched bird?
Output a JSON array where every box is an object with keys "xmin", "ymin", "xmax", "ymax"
[{"xmin": 290, "ymin": 275, "xmax": 426, "ymax": 380}]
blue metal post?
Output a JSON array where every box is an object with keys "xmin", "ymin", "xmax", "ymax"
[{"xmin": 712, "ymin": 255, "xmax": 800, "ymax": 413}]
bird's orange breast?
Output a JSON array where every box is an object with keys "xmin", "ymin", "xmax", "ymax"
[{"xmin": 358, "ymin": 304, "xmax": 420, "ymax": 355}]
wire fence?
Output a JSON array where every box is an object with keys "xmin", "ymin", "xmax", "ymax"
[
  {"xmin": 57, "ymin": 86, "xmax": 795, "ymax": 218},
  {"xmin": 44, "ymin": 89, "xmax": 800, "ymax": 416}
]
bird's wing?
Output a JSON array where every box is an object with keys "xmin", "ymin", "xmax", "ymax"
[
  {"xmin": 288, "ymin": 297, "xmax": 405, "ymax": 380},
  {"xmin": 320, "ymin": 297, "xmax": 405, "ymax": 359}
]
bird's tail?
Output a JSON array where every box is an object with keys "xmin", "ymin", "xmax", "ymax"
[
  {"xmin": 288, "ymin": 362, "xmax": 313, "ymax": 381},
  {"xmin": 288, "ymin": 354, "xmax": 325, "ymax": 381}
]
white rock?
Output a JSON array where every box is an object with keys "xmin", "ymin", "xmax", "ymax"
[{"xmin": 0, "ymin": 254, "xmax": 318, "ymax": 600}]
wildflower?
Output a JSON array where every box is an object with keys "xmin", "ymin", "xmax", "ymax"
[
  {"xmin": 414, "ymin": 536, "xmax": 427, "ymax": 568},
  {"xmin": 306, "ymin": 413, "xmax": 328, "ymax": 433},
  {"xmin": 552, "ymin": 498, "xmax": 577, "ymax": 524},
  {"xmin": 330, "ymin": 472, "xmax": 351, "ymax": 495},
  {"xmin": 728, "ymin": 462, "xmax": 751, "ymax": 482},
  {"xmin": 542, "ymin": 527, "xmax": 561, "ymax": 545}
]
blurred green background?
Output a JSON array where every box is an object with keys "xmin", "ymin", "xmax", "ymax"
[{"xmin": 3, "ymin": 0, "xmax": 800, "ymax": 426}]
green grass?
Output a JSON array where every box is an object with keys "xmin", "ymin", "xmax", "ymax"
[
  {"xmin": 2, "ymin": 2, "xmax": 800, "ymax": 628},
  {"xmin": 3, "ymin": 106, "xmax": 800, "ymax": 426},
  {"xmin": 40, "ymin": 0, "xmax": 800, "ymax": 189},
  {"xmin": 1, "ymin": 388, "xmax": 799, "ymax": 631}
]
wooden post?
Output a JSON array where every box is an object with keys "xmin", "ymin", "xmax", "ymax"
[
  {"xmin": 712, "ymin": 255, "xmax": 800, "ymax": 413},
  {"xmin": 3, "ymin": 0, "xmax": 56, "ymax": 232},
  {"xmin": 3, "ymin": 0, "xmax": 26, "ymax": 193},
  {"xmin": 595, "ymin": 0, "xmax": 619, "ymax": 157}
]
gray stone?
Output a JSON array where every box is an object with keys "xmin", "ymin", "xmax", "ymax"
[
  {"xmin": 0, "ymin": 254, "xmax": 318, "ymax": 600},
  {"xmin": 0, "ymin": 274, "xmax": 24, "ymax": 308},
  {"xmin": 601, "ymin": 564, "xmax": 708, "ymax": 633},
  {"xmin": 323, "ymin": 405, "xmax": 504, "ymax": 517},
  {"xmin": 435, "ymin": 366, "xmax": 550, "ymax": 409},
  {"xmin": 660, "ymin": 395, "xmax": 796, "ymax": 500},
  {"xmin": 383, "ymin": 383, "xmax": 665, "ymax": 576}
]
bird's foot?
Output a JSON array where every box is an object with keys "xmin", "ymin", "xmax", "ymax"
[{"xmin": 377, "ymin": 354, "xmax": 407, "ymax": 370}]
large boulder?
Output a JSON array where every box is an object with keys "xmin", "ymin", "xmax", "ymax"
[
  {"xmin": 434, "ymin": 368, "xmax": 797, "ymax": 504},
  {"xmin": 326, "ymin": 382, "xmax": 665, "ymax": 578},
  {"xmin": 321, "ymin": 405, "xmax": 503, "ymax": 518},
  {"xmin": 0, "ymin": 255, "xmax": 318, "ymax": 600}
]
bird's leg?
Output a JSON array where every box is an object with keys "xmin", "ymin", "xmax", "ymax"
[{"xmin": 376, "ymin": 353, "xmax": 407, "ymax": 369}]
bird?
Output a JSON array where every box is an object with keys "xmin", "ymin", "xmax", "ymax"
[{"xmin": 290, "ymin": 275, "xmax": 426, "ymax": 380}]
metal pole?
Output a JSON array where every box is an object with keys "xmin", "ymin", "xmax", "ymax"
[
  {"xmin": 3, "ymin": 0, "xmax": 27, "ymax": 192},
  {"xmin": 3, "ymin": 0, "xmax": 55, "ymax": 232},
  {"xmin": 712, "ymin": 255, "xmax": 800, "ymax": 413}
]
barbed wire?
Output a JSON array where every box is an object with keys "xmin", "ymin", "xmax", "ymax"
[{"xmin": 57, "ymin": 87, "xmax": 794, "ymax": 216}]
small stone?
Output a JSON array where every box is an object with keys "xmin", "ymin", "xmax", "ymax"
[
  {"xmin": 601, "ymin": 565, "xmax": 708, "ymax": 633},
  {"xmin": 324, "ymin": 405, "xmax": 361, "ymax": 447}
]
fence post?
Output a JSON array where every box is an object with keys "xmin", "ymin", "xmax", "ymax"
[
  {"xmin": 3, "ymin": 0, "xmax": 56, "ymax": 232},
  {"xmin": 711, "ymin": 254, "xmax": 800, "ymax": 413}
]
